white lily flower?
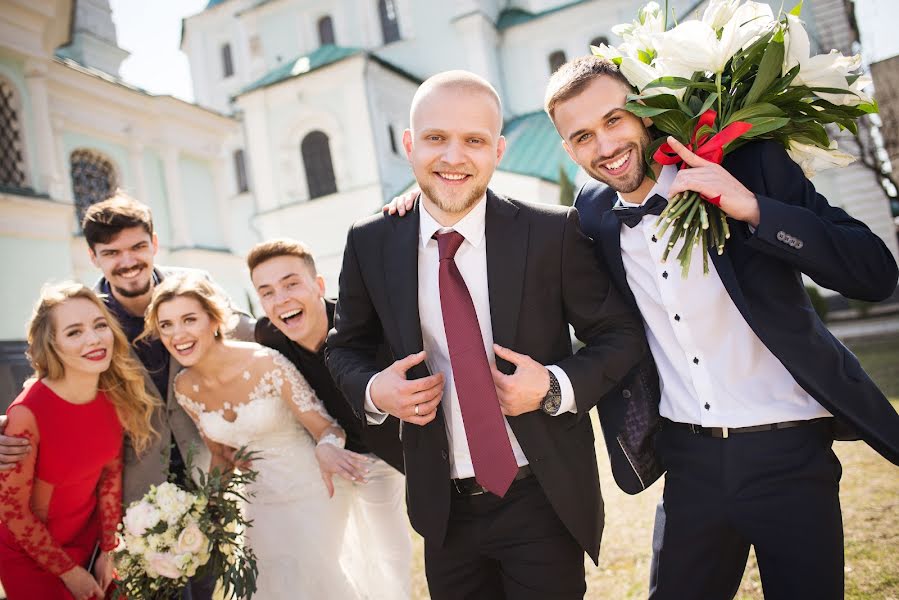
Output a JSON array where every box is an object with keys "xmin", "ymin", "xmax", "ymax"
[
  {"xmin": 612, "ymin": 1, "xmax": 665, "ymax": 62},
  {"xmin": 655, "ymin": 1, "xmax": 774, "ymax": 74},
  {"xmin": 591, "ymin": 42, "xmax": 623, "ymax": 62},
  {"xmin": 703, "ymin": 0, "xmax": 741, "ymax": 31},
  {"xmin": 784, "ymin": 15, "xmax": 873, "ymax": 106},
  {"xmin": 786, "ymin": 139, "xmax": 856, "ymax": 178},
  {"xmin": 620, "ymin": 56, "xmax": 693, "ymax": 99}
]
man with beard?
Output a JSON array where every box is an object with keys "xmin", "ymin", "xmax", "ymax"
[
  {"xmin": 544, "ymin": 56, "xmax": 899, "ymax": 599},
  {"xmin": 0, "ymin": 193, "xmax": 254, "ymax": 600},
  {"xmin": 326, "ymin": 70, "xmax": 645, "ymax": 599}
]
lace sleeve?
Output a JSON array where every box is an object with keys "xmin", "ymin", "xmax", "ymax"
[
  {"xmin": 0, "ymin": 407, "xmax": 77, "ymax": 576},
  {"xmin": 96, "ymin": 448, "xmax": 123, "ymax": 552},
  {"xmin": 269, "ymin": 350, "xmax": 336, "ymax": 424}
]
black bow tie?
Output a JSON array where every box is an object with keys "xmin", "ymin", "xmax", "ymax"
[{"xmin": 612, "ymin": 194, "xmax": 668, "ymax": 228}]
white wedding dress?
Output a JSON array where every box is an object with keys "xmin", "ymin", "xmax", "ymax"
[{"xmin": 175, "ymin": 346, "xmax": 363, "ymax": 600}]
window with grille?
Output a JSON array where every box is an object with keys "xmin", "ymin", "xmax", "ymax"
[
  {"xmin": 318, "ymin": 16, "xmax": 336, "ymax": 46},
  {"xmin": 70, "ymin": 149, "xmax": 117, "ymax": 225},
  {"xmin": 222, "ymin": 43, "xmax": 234, "ymax": 78},
  {"xmin": 0, "ymin": 79, "xmax": 27, "ymax": 189},
  {"xmin": 234, "ymin": 149, "xmax": 249, "ymax": 193},
  {"xmin": 301, "ymin": 131, "xmax": 337, "ymax": 199},
  {"xmin": 378, "ymin": 0, "xmax": 400, "ymax": 45},
  {"xmin": 549, "ymin": 50, "xmax": 567, "ymax": 74}
]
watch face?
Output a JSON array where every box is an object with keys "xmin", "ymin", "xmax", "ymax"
[{"xmin": 542, "ymin": 395, "xmax": 562, "ymax": 415}]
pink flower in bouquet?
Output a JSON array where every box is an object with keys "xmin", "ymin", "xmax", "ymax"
[
  {"xmin": 174, "ymin": 521, "xmax": 208, "ymax": 555},
  {"xmin": 147, "ymin": 552, "xmax": 182, "ymax": 579}
]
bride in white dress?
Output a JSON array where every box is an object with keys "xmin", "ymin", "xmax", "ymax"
[{"xmin": 142, "ymin": 274, "xmax": 362, "ymax": 599}]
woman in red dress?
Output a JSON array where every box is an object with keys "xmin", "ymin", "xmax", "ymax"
[{"xmin": 0, "ymin": 283, "xmax": 157, "ymax": 600}]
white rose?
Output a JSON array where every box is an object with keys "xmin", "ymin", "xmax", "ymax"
[
  {"xmin": 174, "ymin": 522, "xmax": 208, "ymax": 555},
  {"xmin": 786, "ymin": 139, "xmax": 855, "ymax": 178},
  {"xmin": 147, "ymin": 552, "xmax": 183, "ymax": 579},
  {"xmin": 123, "ymin": 501, "xmax": 161, "ymax": 537}
]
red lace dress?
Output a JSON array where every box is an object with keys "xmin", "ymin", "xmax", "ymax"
[{"xmin": 0, "ymin": 380, "xmax": 123, "ymax": 599}]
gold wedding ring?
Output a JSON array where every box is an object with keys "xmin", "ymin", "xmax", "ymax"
[{"xmin": 414, "ymin": 404, "xmax": 420, "ymax": 416}]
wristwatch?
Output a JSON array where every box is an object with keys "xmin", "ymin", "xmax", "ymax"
[{"xmin": 540, "ymin": 370, "xmax": 562, "ymax": 415}]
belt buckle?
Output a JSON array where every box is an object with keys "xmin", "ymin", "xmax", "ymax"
[{"xmin": 452, "ymin": 478, "xmax": 486, "ymax": 496}]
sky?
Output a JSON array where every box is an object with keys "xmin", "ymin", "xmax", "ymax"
[
  {"xmin": 107, "ymin": 0, "xmax": 899, "ymax": 102},
  {"xmin": 109, "ymin": 0, "xmax": 207, "ymax": 102}
]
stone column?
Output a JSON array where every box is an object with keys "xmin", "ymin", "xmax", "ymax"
[
  {"xmin": 162, "ymin": 147, "xmax": 192, "ymax": 248},
  {"xmin": 24, "ymin": 59, "xmax": 63, "ymax": 198}
]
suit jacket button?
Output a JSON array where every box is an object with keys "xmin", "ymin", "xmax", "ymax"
[
  {"xmin": 777, "ymin": 231, "xmax": 786, "ymax": 241},
  {"xmin": 796, "ymin": 240, "xmax": 804, "ymax": 249},
  {"xmin": 622, "ymin": 389, "xmax": 632, "ymax": 399}
]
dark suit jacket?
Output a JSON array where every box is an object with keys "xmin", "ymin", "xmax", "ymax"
[
  {"xmin": 255, "ymin": 303, "xmax": 404, "ymax": 473},
  {"xmin": 576, "ymin": 140, "xmax": 899, "ymax": 495},
  {"xmin": 326, "ymin": 190, "xmax": 645, "ymax": 562}
]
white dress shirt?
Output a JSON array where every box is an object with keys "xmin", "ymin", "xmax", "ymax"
[
  {"xmin": 617, "ymin": 165, "xmax": 831, "ymax": 427},
  {"xmin": 365, "ymin": 195, "xmax": 576, "ymax": 479}
]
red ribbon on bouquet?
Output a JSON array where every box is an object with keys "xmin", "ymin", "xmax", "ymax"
[{"xmin": 652, "ymin": 109, "xmax": 752, "ymax": 206}]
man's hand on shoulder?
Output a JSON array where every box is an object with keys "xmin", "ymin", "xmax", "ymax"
[
  {"xmin": 491, "ymin": 345, "xmax": 550, "ymax": 417},
  {"xmin": 665, "ymin": 136, "xmax": 760, "ymax": 227},
  {"xmin": 383, "ymin": 189, "xmax": 420, "ymax": 217},
  {"xmin": 0, "ymin": 414, "xmax": 32, "ymax": 471},
  {"xmin": 370, "ymin": 351, "xmax": 444, "ymax": 425}
]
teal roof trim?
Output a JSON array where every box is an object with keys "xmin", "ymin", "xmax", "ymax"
[
  {"xmin": 206, "ymin": 0, "xmax": 228, "ymax": 9},
  {"xmin": 238, "ymin": 45, "xmax": 362, "ymax": 96},
  {"xmin": 498, "ymin": 111, "xmax": 578, "ymax": 184},
  {"xmin": 497, "ymin": 0, "xmax": 593, "ymax": 30}
]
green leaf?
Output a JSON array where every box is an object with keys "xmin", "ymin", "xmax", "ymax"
[
  {"xmin": 743, "ymin": 38, "xmax": 785, "ymax": 107},
  {"xmin": 652, "ymin": 110, "xmax": 691, "ymax": 136},
  {"xmin": 740, "ymin": 116, "xmax": 791, "ymax": 137},
  {"xmin": 790, "ymin": 1, "xmax": 804, "ymax": 17},
  {"xmin": 697, "ymin": 93, "xmax": 719, "ymax": 117},
  {"xmin": 726, "ymin": 102, "xmax": 785, "ymax": 124},
  {"xmin": 624, "ymin": 103, "xmax": 673, "ymax": 117}
]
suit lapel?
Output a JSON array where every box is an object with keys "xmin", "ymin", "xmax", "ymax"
[
  {"xmin": 384, "ymin": 203, "xmax": 425, "ymax": 361},
  {"xmin": 599, "ymin": 209, "xmax": 638, "ymax": 307},
  {"xmin": 485, "ymin": 190, "xmax": 527, "ymax": 367}
]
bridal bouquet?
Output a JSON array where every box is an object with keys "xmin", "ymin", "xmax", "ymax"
[
  {"xmin": 114, "ymin": 449, "xmax": 259, "ymax": 599},
  {"xmin": 594, "ymin": 0, "xmax": 877, "ymax": 276}
]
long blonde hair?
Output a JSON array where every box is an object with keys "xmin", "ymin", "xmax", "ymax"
[{"xmin": 26, "ymin": 282, "xmax": 158, "ymax": 454}]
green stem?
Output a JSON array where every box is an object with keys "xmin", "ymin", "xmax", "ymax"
[{"xmin": 715, "ymin": 70, "xmax": 722, "ymax": 118}]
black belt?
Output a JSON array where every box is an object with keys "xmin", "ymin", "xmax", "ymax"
[
  {"xmin": 663, "ymin": 417, "xmax": 830, "ymax": 439},
  {"xmin": 452, "ymin": 465, "xmax": 532, "ymax": 496}
]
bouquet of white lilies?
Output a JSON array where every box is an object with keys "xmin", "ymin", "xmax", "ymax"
[
  {"xmin": 594, "ymin": 0, "xmax": 877, "ymax": 276},
  {"xmin": 114, "ymin": 449, "xmax": 259, "ymax": 599}
]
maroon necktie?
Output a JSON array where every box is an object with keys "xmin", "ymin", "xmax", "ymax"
[{"xmin": 435, "ymin": 230, "xmax": 518, "ymax": 497}]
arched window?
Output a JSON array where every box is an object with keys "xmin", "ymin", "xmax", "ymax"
[
  {"xmin": 70, "ymin": 149, "xmax": 117, "ymax": 224},
  {"xmin": 301, "ymin": 131, "xmax": 337, "ymax": 199},
  {"xmin": 548, "ymin": 50, "xmax": 567, "ymax": 74},
  {"xmin": 318, "ymin": 16, "xmax": 336, "ymax": 46},
  {"xmin": 0, "ymin": 78, "xmax": 27, "ymax": 189},
  {"xmin": 378, "ymin": 0, "xmax": 401, "ymax": 44},
  {"xmin": 590, "ymin": 36, "xmax": 609, "ymax": 48},
  {"xmin": 222, "ymin": 43, "xmax": 234, "ymax": 78}
]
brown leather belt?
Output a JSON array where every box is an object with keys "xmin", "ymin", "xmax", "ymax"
[
  {"xmin": 451, "ymin": 465, "xmax": 532, "ymax": 496},
  {"xmin": 663, "ymin": 417, "xmax": 831, "ymax": 439}
]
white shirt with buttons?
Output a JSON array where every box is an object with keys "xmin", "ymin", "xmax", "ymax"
[{"xmin": 617, "ymin": 165, "xmax": 831, "ymax": 427}]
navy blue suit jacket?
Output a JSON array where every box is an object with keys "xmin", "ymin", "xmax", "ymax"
[{"xmin": 576, "ymin": 140, "xmax": 899, "ymax": 494}]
